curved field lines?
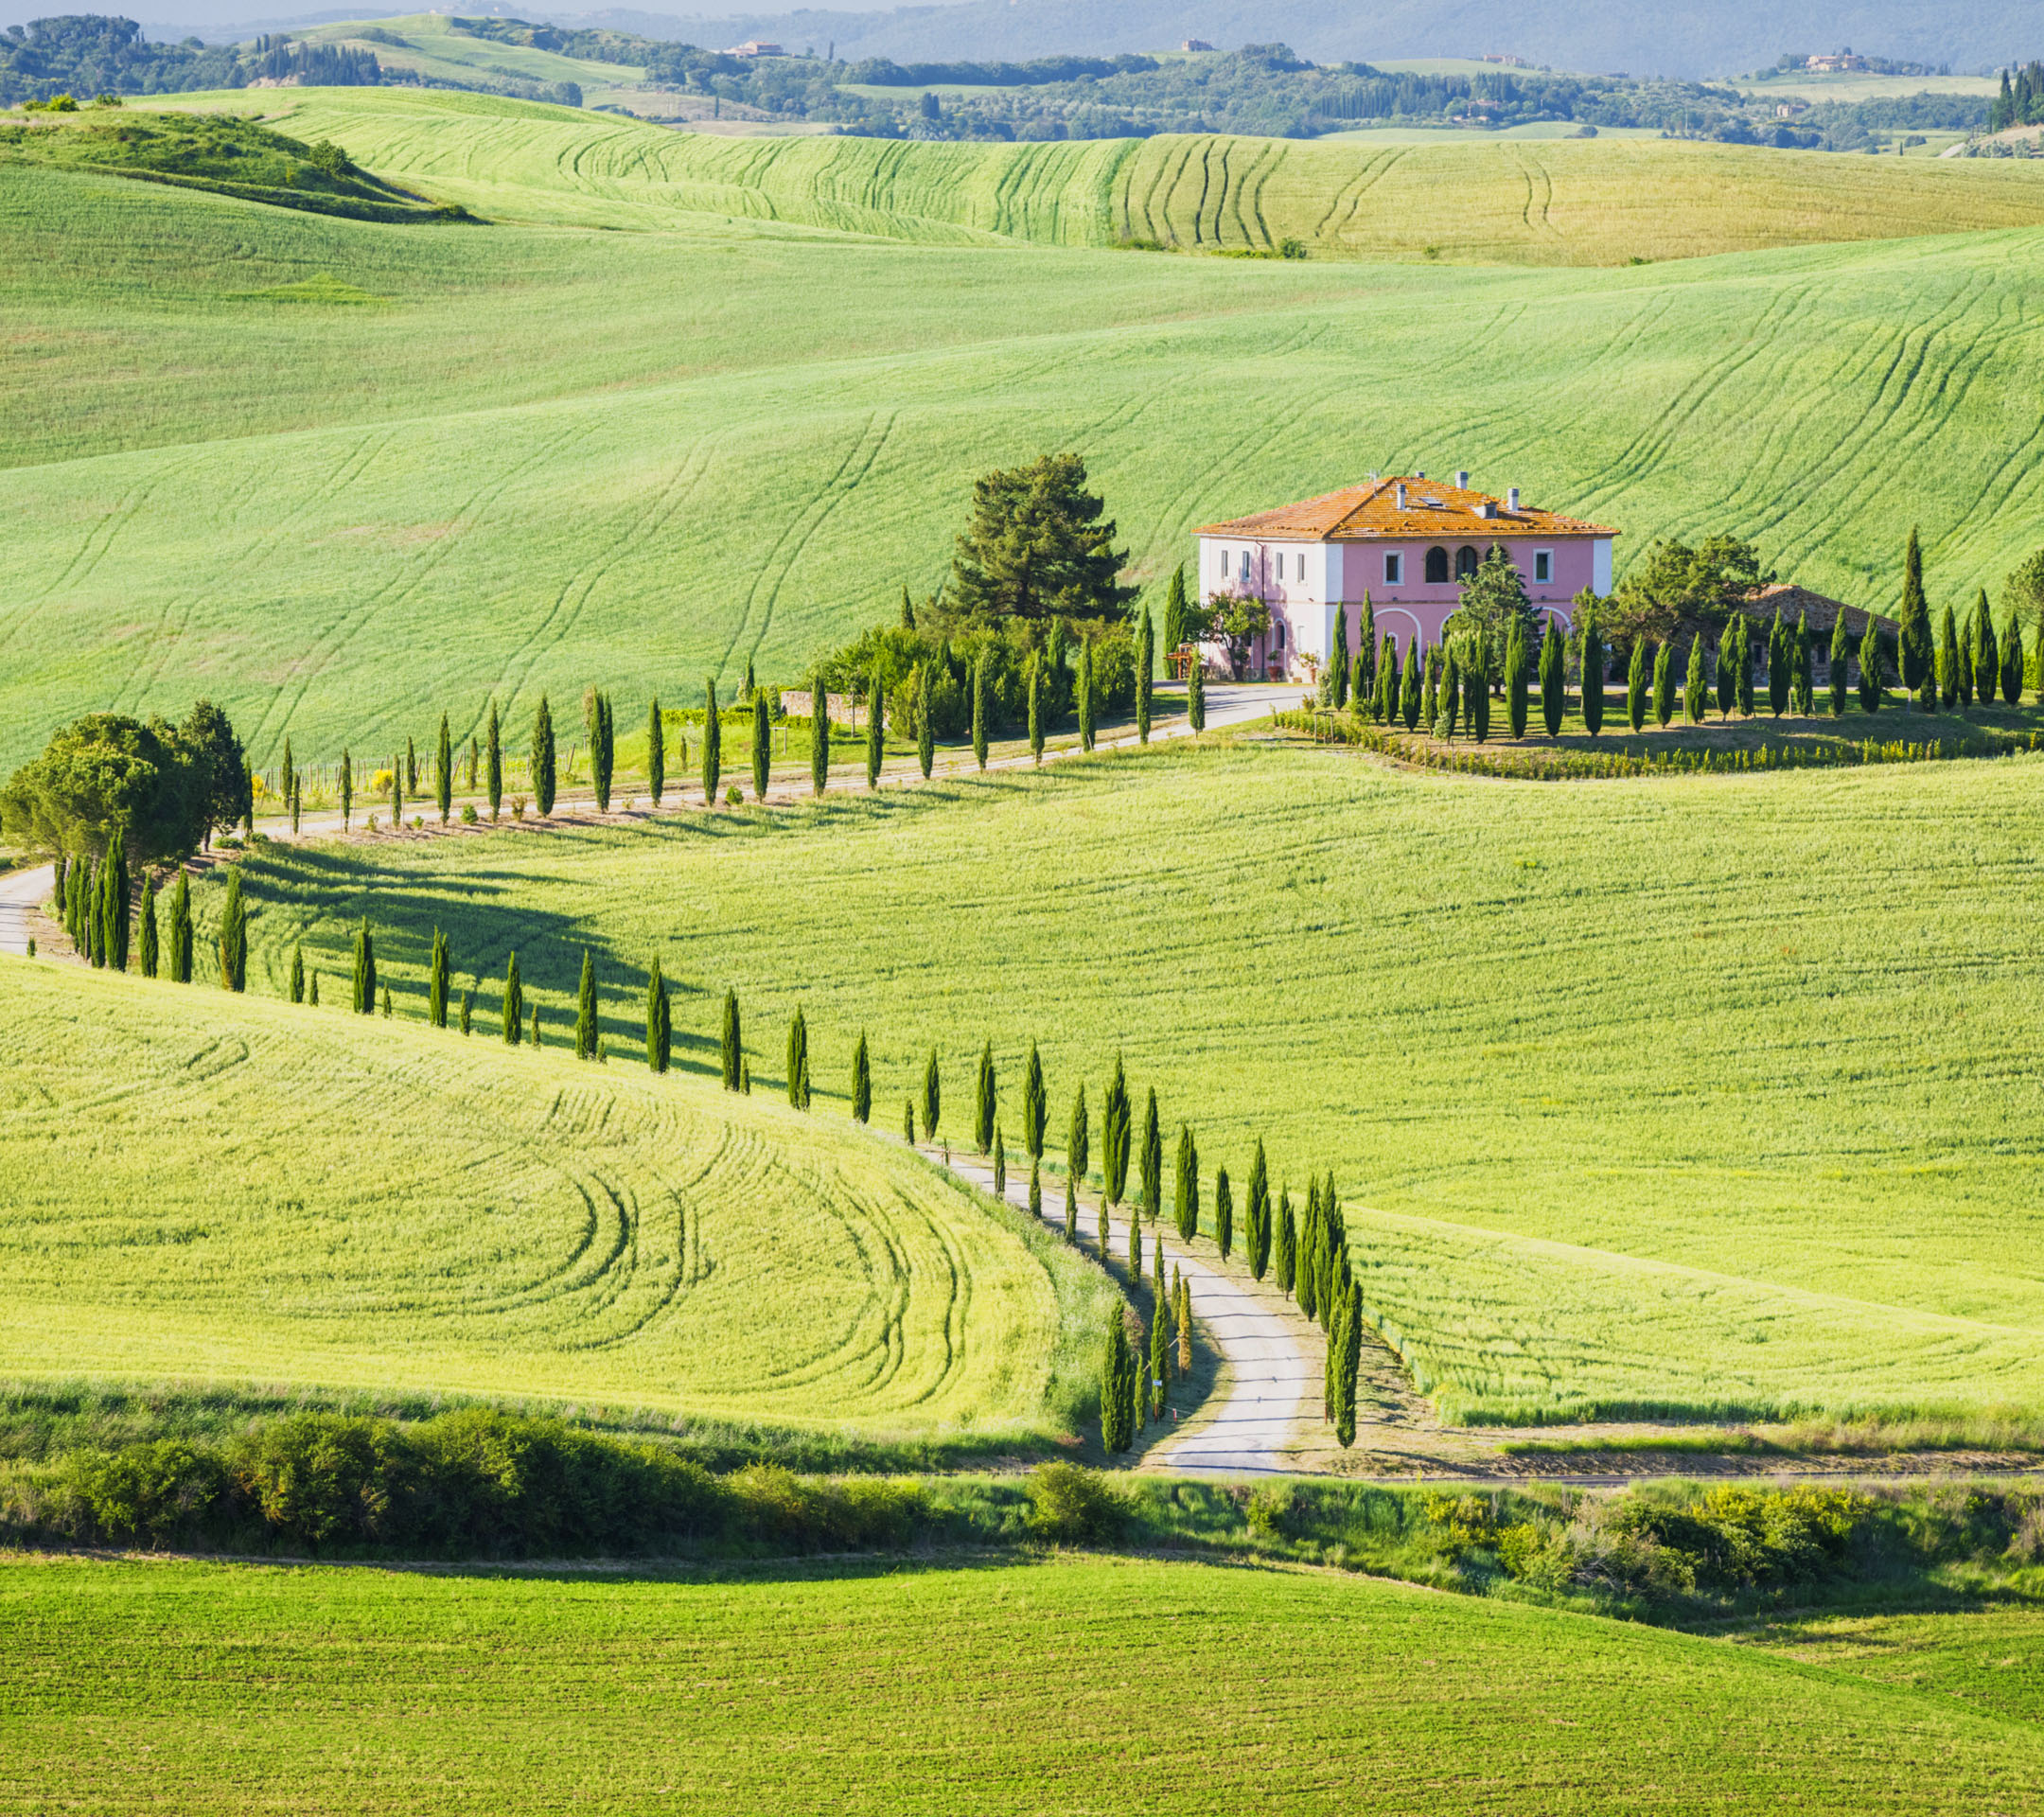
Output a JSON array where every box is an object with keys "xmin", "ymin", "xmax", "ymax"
[{"xmin": 0, "ymin": 961, "xmax": 1065, "ymax": 1436}]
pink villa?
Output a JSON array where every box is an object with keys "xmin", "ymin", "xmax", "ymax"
[{"xmin": 1193, "ymin": 473, "xmax": 1617, "ymax": 680}]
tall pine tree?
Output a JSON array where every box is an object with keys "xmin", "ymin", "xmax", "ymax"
[
  {"xmin": 1137, "ymin": 608, "xmax": 1154, "ymax": 743},
  {"xmin": 533, "ymin": 697, "xmax": 556, "ymax": 817},
  {"xmin": 573, "ymin": 950, "xmax": 598, "ymax": 1059},
  {"xmin": 703, "ymin": 679, "xmax": 722, "ymax": 804},
  {"xmin": 786, "ymin": 1006, "xmax": 810, "ymax": 1109},
  {"xmin": 436, "ymin": 713, "xmax": 453, "ymax": 822},
  {"xmin": 645, "ymin": 958, "xmax": 671, "ymax": 1072},
  {"xmin": 1173, "ymin": 1123, "xmax": 1199, "ymax": 1242},
  {"xmin": 428, "ymin": 927, "xmax": 449, "ymax": 1028},
  {"xmin": 1538, "ymin": 623, "xmax": 1564, "ymax": 736},
  {"xmin": 852, "ymin": 1030, "xmax": 871, "ymax": 1122},
  {"xmin": 1078, "ymin": 641, "xmax": 1096, "ymax": 752},
  {"xmin": 1897, "ymin": 525, "xmax": 1932, "ymax": 707},
  {"xmin": 137, "ymin": 876, "xmax": 158, "ymax": 979},
  {"xmin": 867, "ymin": 671, "xmax": 885, "ymax": 789},
  {"xmin": 975, "ymin": 1039, "xmax": 996, "ymax": 1153},
  {"xmin": 1022, "ymin": 1040, "xmax": 1046, "ymax": 1158},
  {"xmin": 1246, "ymin": 1140, "xmax": 1271, "ymax": 1280},
  {"xmin": 721, "ymin": 988, "xmax": 742, "ymax": 1089},
  {"xmin": 1213, "ymin": 1166, "xmax": 1233, "ymax": 1261},
  {"xmin": 502, "ymin": 951, "xmax": 522, "ymax": 1043},
  {"xmin": 811, "ymin": 678, "xmax": 830, "ymax": 795},
  {"xmin": 922, "ymin": 1046, "xmax": 941, "ymax": 1142},
  {"xmin": 751, "ymin": 686, "xmax": 772, "ymax": 801},
  {"xmin": 646, "ymin": 697, "xmax": 664, "ymax": 807},
  {"xmin": 217, "ymin": 867, "xmax": 247, "ymax": 993}
]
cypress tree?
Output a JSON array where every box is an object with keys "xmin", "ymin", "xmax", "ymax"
[
  {"xmin": 1275, "ymin": 1187, "xmax": 1296, "ymax": 1296},
  {"xmin": 349, "ymin": 917, "xmax": 373, "ymax": 1012},
  {"xmin": 1651, "ymin": 639, "xmax": 1674, "ymax": 727},
  {"xmin": 974, "ymin": 654, "xmax": 991, "ymax": 768},
  {"xmin": 1214, "ymin": 1166, "xmax": 1233, "ymax": 1261},
  {"xmin": 1029, "ymin": 1159, "xmax": 1041, "ymax": 1222},
  {"xmin": 786, "ymin": 1006, "xmax": 810, "ymax": 1109},
  {"xmin": 103, "ymin": 828, "xmax": 130, "ymax": 971},
  {"xmin": 1297, "ymin": 1179, "xmax": 1321, "ymax": 1324},
  {"xmin": 1188, "ymin": 656, "xmax": 1206, "ymax": 733},
  {"xmin": 852, "ymin": 1030, "xmax": 871, "ymax": 1122},
  {"xmin": 1078, "ymin": 641, "xmax": 1096, "ymax": 751},
  {"xmin": 381, "ymin": 985, "xmax": 393, "ymax": 1018},
  {"xmin": 502, "ymin": 952, "xmax": 522, "ymax": 1043},
  {"xmin": 1794, "ymin": 611, "xmax": 1814, "ymax": 715},
  {"xmin": 281, "ymin": 736, "xmax": 293, "ymax": 820},
  {"xmin": 1162, "ymin": 561, "xmax": 1188, "ymax": 656},
  {"xmin": 1579, "ymin": 612, "xmax": 1606, "ymax": 737},
  {"xmin": 646, "ymin": 958, "xmax": 670, "ymax": 1072},
  {"xmin": 975, "ymin": 1039, "xmax": 996, "ymax": 1153},
  {"xmin": 867, "ymin": 671, "xmax": 884, "ymax": 789},
  {"xmin": 904, "ymin": 1097, "xmax": 916, "ymax": 1145},
  {"xmin": 1138, "ymin": 1085, "xmax": 1161, "ymax": 1223},
  {"xmin": 213, "ymin": 868, "xmax": 245, "ymax": 992},
  {"xmin": 1129, "ymin": 1203, "xmax": 1142, "ymax": 1278},
  {"xmin": 1101, "ymin": 1318, "xmax": 1134, "ymax": 1453},
  {"xmin": 290, "ymin": 772, "xmax": 301, "ymax": 838},
  {"xmin": 1937, "ymin": 604, "xmax": 1960, "ymax": 710},
  {"xmin": 533, "ymin": 697, "xmax": 556, "ymax": 817},
  {"xmin": 1681, "ymin": 632, "xmax": 1705, "ymax": 724},
  {"xmin": 1974, "ymin": 591, "xmax": 1998, "ymax": 708},
  {"xmin": 485, "ymin": 702, "xmax": 502, "ymax": 820},
  {"xmin": 1379, "ymin": 631, "xmax": 1400, "ymax": 726},
  {"xmin": 646, "ymin": 697, "xmax": 664, "ymax": 807},
  {"xmin": 1627, "ymin": 637, "xmax": 1649, "ymax": 732},
  {"xmin": 1828, "ymin": 613, "xmax": 1852, "ymax": 715},
  {"xmin": 531, "ymin": 1002, "xmax": 542, "ymax": 1047},
  {"xmin": 390, "ymin": 754, "xmax": 402, "ymax": 829},
  {"xmin": 1716, "ymin": 618, "xmax": 1738, "ymax": 719},
  {"xmin": 1102, "ymin": 1055, "xmax": 1130, "ymax": 1204},
  {"xmin": 721, "ymin": 988, "xmax": 741, "ymax": 1089},
  {"xmin": 994, "ymin": 1127, "xmax": 1007, "ymax": 1196},
  {"xmin": 460, "ymin": 986, "xmax": 473, "ymax": 1035},
  {"xmin": 589, "ymin": 692, "xmax": 614, "ymax": 812},
  {"xmin": 1356, "ymin": 597, "xmax": 1376, "ymax": 704},
  {"xmin": 1149, "ymin": 1284, "xmax": 1171, "ymax": 1416},
  {"xmin": 405, "ymin": 736, "xmax": 417, "ymax": 795},
  {"xmin": 917, "ymin": 666, "xmax": 935, "ymax": 778},
  {"xmin": 341, "ymin": 750, "xmax": 355, "ymax": 830},
  {"xmin": 1332, "ymin": 1284, "xmax": 1363, "ymax": 1448},
  {"xmin": 1897, "ymin": 525, "xmax": 1932, "ymax": 705},
  {"xmin": 1068, "ymin": 1080, "xmax": 1089, "ymax": 1186},
  {"xmin": 1859, "ymin": 617, "xmax": 1885, "ymax": 712},
  {"xmin": 1537, "ymin": 623, "xmax": 1564, "ymax": 736},
  {"xmin": 573, "ymin": 949, "xmax": 597, "ymax": 1060},
  {"xmin": 285, "ymin": 941, "xmax": 302, "ymax": 1004},
  {"xmin": 1505, "ymin": 622, "xmax": 1528, "ymax": 737},
  {"xmin": 51, "ymin": 852, "xmax": 65, "ymax": 939},
  {"xmin": 86, "ymin": 858, "xmax": 103, "ymax": 965},
  {"xmin": 1403, "ymin": 634, "xmax": 1427, "ymax": 731},
  {"xmin": 2001, "ymin": 608, "xmax": 2025, "ymax": 704},
  {"xmin": 1734, "ymin": 613, "xmax": 1755, "ymax": 717},
  {"xmin": 1028, "ymin": 656, "xmax": 1046, "ymax": 762},
  {"xmin": 1328, "ymin": 605, "xmax": 1348, "ymax": 710},
  {"xmin": 702, "ymin": 679, "xmax": 722, "ymax": 804},
  {"xmin": 1137, "ymin": 608, "xmax": 1154, "ymax": 743},
  {"xmin": 922, "ymin": 1047, "xmax": 941, "ymax": 1142},
  {"xmin": 309, "ymin": 972, "xmax": 320, "ymax": 1008},
  {"xmin": 436, "ymin": 714, "xmax": 453, "ymax": 822},
  {"xmin": 1174, "ymin": 1123, "xmax": 1198, "ymax": 1242},
  {"xmin": 1768, "ymin": 610, "xmax": 1790, "ymax": 716},
  {"xmin": 1420, "ymin": 644, "xmax": 1439, "ymax": 729},
  {"xmin": 1958, "ymin": 604, "xmax": 1976, "ymax": 708},
  {"xmin": 1022, "ymin": 1041, "xmax": 1046, "ymax": 1157},
  {"xmin": 811, "ymin": 678, "xmax": 830, "ymax": 795},
  {"xmin": 137, "ymin": 877, "xmax": 158, "ymax": 979},
  {"xmin": 63, "ymin": 856, "xmax": 80, "ymax": 949},
  {"xmin": 427, "ymin": 927, "xmax": 449, "ymax": 1028},
  {"xmin": 1064, "ymin": 1173, "xmax": 1078, "ymax": 1243},
  {"xmin": 167, "ymin": 873, "xmax": 193, "ymax": 983},
  {"xmin": 750, "ymin": 686, "xmax": 772, "ymax": 801},
  {"xmin": 1466, "ymin": 633, "xmax": 1489, "ymax": 742},
  {"xmin": 1246, "ymin": 1140, "xmax": 1271, "ymax": 1280}
]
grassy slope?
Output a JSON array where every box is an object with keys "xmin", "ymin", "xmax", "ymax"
[
  {"xmin": 227, "ymin": 86, "xmax": 2044, "ymax": 261},
  {"xmin": 234, "ymin": 744, "xmax": 2044, "ymax": 1425},
  {"xmin": 1747, "ymin": 1606, "xmax": 2044, "ymax": 1729},
  {"xmin": 295, "ymin": 14, "xmax": 644, "ymax": 98},
  {"xmin": 5, "ymin": 108, "xmax": 2044, "ymax": 771},
  {"xmin": 0, "ymin": 958, "xmax": 1111, "ymax": 1437},
  {"xmin": 6, "ymin": 1554, "xmax": 2041, "ymax": 1812}
]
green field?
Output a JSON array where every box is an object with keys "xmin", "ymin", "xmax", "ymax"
[
  {"xmin": 0, "ymin": 959, "xmax": 1109, "ymax": 1439},
  {"xmin": 293, "ymin": 13, "xmax": 644, "ymax": 100},
  {"xmin": 5, "ymin": 86, "xmax": 2044, "ymax": 773},
  {"xmin": 1745, "ymin": 1606, "xmax": 2044, "ymax": 1728},
  {"xmin": 222, "ymin": 741, "xmax": 2044, "ymax": 1427},
  {"xmin": 6, "ymin": 1552, "xmax": 2040, "ymax": 1812}
]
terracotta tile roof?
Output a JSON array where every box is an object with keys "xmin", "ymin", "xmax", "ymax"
[
  {"xmin": 1745, "ymin": 582, "xmax": 1896, "ymax": 639},
  {"xmin": 1194, "ymin": 476, "xmax": 1616, "ymax": 542}
]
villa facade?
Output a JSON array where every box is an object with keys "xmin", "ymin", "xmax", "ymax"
[{"xmin": 1193, "ymin": 474, "xmax": 1617, "ymax": 681}]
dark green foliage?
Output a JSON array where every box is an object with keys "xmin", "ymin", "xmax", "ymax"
[
  {"xmin": 1404, "ymin": 635, "xmax": 1427, "ymax": 731},
  {"xmin": 1064, "ymin": 1173, "xmax": 1078, "ymax": 1242},
  {"xmin": 1021, "ymin": 1041, "xmax": 1046, "ymax": 1157},
  {"xmin": 166, "ymin": 873, "xmax": 192, "ymax": 983},
  {"xmin": 390, "ymin": 750, "xmax": 402, "ymax": 827},
  {"xmin": 720, "ymin": 989, "xmax": 742, "ymax": 1088},
  {"xmin": 290, "ymin": 771, "xmax": 300, "ymax": 836},
  {"xmin": 1246, "ymin": 1140, "xmax": 1271, "ymax": 1280},
  {"xmin": 1148, "ymin": 1285, "xmax": 1171, "ymax": 1417},
  {"xmin": 948, "ymin": 451, "xmax": 1133, "ymax": 626},
  {"xmin": 406, "ymin": 736, "xmax": 417, "ymax": 796},
  {"xmin": 1298, "ymin": 1179, "xmax": 1321, "ymax": 1324},
  {"xmin": 1937, "ymin": 605, "xmax": 1960, "ymax": 709},
  {"xmin": 1029, "ymin": 1160, "xmax": 1041, "ymax": 1223},
  {"xmin": 1213, "ymin": 1167, "xmax": 1232, "ymax": 1261},
  {"xmin": 485, "ymin": 703, "xmax": 502, "ymax": 820},
  {"xmin": 1, "ymin": 712, "xmax": 207, "ymax": 867},
  {"xmin": 851, "ymin": 1030, "xmax": 871, "ymax": 1123},
  {"xmin": 1505, "ymin": 622, "xmax": 1528, "ymax": 737},
  {"xmin": 1138, "ymin": 1085, "xmax": 1161, "ymax": 1222},
  {"xmin": 810, "ymin": 679, "xmax": 830, "ymax": 795},
  {"xmin": 975, "ymin": 1039, "xmax": 996, "ymax": 1153},
  {"xmin": 921, "ymin": 1047, "xmax": 941, "ymax": 1142},
  {"xmin": 1136, "ymin": 608, "xmax": 1153, "ymax": 742},
  {"xmin": 1187, "ymin": 657, "xmax": 1205, "ymax": 732},
  {"xmin": 1683, "ymin": 633, "xmax": 1707, "ymax": 724},
  {"xmin": 1128, "ymin": 1202, "xmax": 1142, "ymax": 1278},
  {"xmin": 532, "ymin": 697, "xmax": 555, "ymax": 818},
  {"xmin": 1768, "ymin": 610, "xmax": 1790, "ymax": 716},
  {"xmin": 1067, "ymin": 1080, "xmax": 1089, "ymax": 1184},
  {"xmin": 1537, "ymin": 624, "xmax": 1563, "ymax": 736},
  {"xmin": 216, "ymin": 867, "xmax": 246, "ymax": 993},
  {"xmin": 308, "ymin": 972, "xmax": 319, "ymax": 1008},
  {"xmin": 972, "ymin": 655, "xmax": 989, "ymax": 768},
  {"xmin": 435, "ymin": 713, "xmax": 453, "ymax": 822},
  {"xmin": 994, "ymin": 1127, "xmax": 1007, "ymax": 1196},
  {"xmin": 1793, "ymin": 613, "xmax": 1814, "ymax": 715},
  {"xmin": 287, "ymin": 942, "xmax": 303, "ymax": 1004},
  {"xmin": 1465, "ymin": 632, "xmax": 1489, "ymax": 742},
  {"xmin": 904, "ymin": 1097, "xmax": 917, "ymax": 1145},
  {"xmin": 100, "ymin": 827, "xmax": 129, "ymax": 971},
  {"xmin": 136, "ymin": 877, "xmax": 157, "ymax": 979},
  {"xmin": 1332, "ymin": 1284, "xmax": 1363, "ymax": 1447},
  {"xmin": 1716, "ymin": 618, "xmax": 1738, "ymax": 718},
  {"xmin": 1354, "ymin": 597, "xmax": 1375, "ymax": 705},
  {"xmin": 460, "ymin": 988, "xmax": 472, "ymax": 1034},
  {"xmin": 427, "ymin": 927, "xmax": 449, "ymax": 1028},
  {"xmin": 750, "ymin": 686, "xmax": 772, "ymax": 802},
  {"xmin": 502, "ymin": 952, "xmax": 522, "ymax": 1044},
  {"xmin": 1377, "ymin": 631, "xmax": 1400, "ymax": 726},
  {"xmin": 917, "ymin": 667, "xmax": 935, "ymax": 778},
  {"xmin": 1077, "ymin": 641, "xmax": 1096, "ymax": 751},
  {"xmin": 867, "ymin": 672, "xmax": 884, "ymax": 789},
  {"xmin": 1733, "ymin": 613, "xmax": 1755, "ymax": 716},
  {"xmin": 1420, "ymin": 644, "xmax": 1439, "ymax": 730},
  {"xmin": 1627, "ymin": 637, "xmax": 1649, "ymax": 732},
  {"xmin": 1896, "ymin": 526, "xmax": 1932, "ymax": 703},
  {"xmin": 786, "ymin": 1007, "xmax": 810, "ymax": 1109},
  {"xmin": 645, "ymin": 958, "xmax": 671, "ymax": 1073},
  {"xmin": 573, "ymin": 950, "xmax": 597, "ymax": 1061},
  {"xmin": 2000, "ymin": 609, "xmax": 2025, "ymax": 704},
  {"xmin": 1828, "ymin": 614, "xmax": 1852, "ymax": 715},
  {"xmin": 702, "ymin": 679, "xmax": 722, "ymax": 804},
  {"xmin": 1859, "ymin": 618, "xmax": 1885, "ymax": 712},
  {"xmin": 1028, "ymin": 656, "xmax": 1046, "ymax": 761},
  {"xmin": 1578, "ymin": 610, "xmax": 1606, "ymax": 737},
  {"xmin": 1101, "ymin": 1318, "xmax": 1135, "ymax": 1453},
  {"xmin": 1173, "ymin": 1123, "xmax": 1198, "ymax": 1242},
  {"xmin": 587, "ymin": 692, "xmax": 615, "ymax": 813},
  {"xmin": 1275, "ymin": 1186, "xmax": 1296, "ymax": 1296},
  {"xmin": 1974, "ymin": 593, "xmax": 1998, "ymax": 708},
  {"xmin": 1434, "ymin": 650, "xmax": 1457, "ymax": 741},
  {"xmin": 1651, "ymin": 640, "xmax": 1674, "ymax": 726},
  {"xmin": 1101, "ymin": 1054, "xmax": 1130, "ymax": 1204},
  {"xmin": 340, "ymin": 750, "xmax": 353, "ymax": 830},
  {"xmin": 531, "ymin": 1003, "xmax": 541, "ymax": 1048},
  {"xmin": 1161, "ymin": 562, "xmax": 1189, "ymax": 657}
]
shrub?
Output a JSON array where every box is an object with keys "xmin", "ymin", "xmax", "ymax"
[
  {"xmin": 1026, "ymin": 1460, "xmax": 1126, "ymax": 1543},
  {"xmin": 1245, "ymin": 1481, "xmax": 1299, "ymax": 1542}
]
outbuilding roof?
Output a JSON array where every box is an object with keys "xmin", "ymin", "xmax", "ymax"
[{"xmin": 1195, "ymin": 477, "xmax": 1616, "ymax": 542}]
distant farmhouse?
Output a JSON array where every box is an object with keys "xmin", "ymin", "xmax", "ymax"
[
  {"xmin": 1195, "ymin": 475, "xmax": 1615, "ymax": 681},
  {"xmin": 1181, "ymin": 39, "xmax": 1215, "ymax": 52},
  {"xmin": 1804, "ymin": 50, "xmax": 1868, "ymax": 72},
  {"xmin": 726, "ymin": 40, "xmax": 784, "ymax": 57}
]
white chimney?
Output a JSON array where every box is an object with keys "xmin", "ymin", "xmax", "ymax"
[
  {"xmin": 1507, "ymin": 486, "xmax": 1521, "ymax": 512},
  {"xmin": 1395, "ymin": 483, "xmax": 1408, "ymax": 509},
  {"xmin": 1454, "ymin": 469, "xmax": 1470, "ymax": 489}
]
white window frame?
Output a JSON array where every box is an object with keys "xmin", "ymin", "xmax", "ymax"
[
  {"xmin": 1533, "ymin": 548, "xmax": 1553, "ymax": 585},
  {"xmin": 1218, "ymin": 546, "xmax": 1229, "ymax": 577},
  {"xmin": 1239, "ymin": 550, "xmax": 1252, "ymax": 586},
  {"xmin": 1383, "ymin": 551, "xmax": 1402, "ymax": 586}
]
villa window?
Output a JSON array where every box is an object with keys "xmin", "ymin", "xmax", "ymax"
[
  {"xmin": 1274, "ymin": 620, "xmax": 1286, "ymax": 650},
  {"xmin": 1218, "ymin": 547, "xmax": 1229, "ymax": 577},
  {"xmin": 1533, "ymin": 549, "xmax": 1553, "ymax": 584},
  {"xmin": 1384, "ymin": 552, "xmax": 1402, "ymax": 586},
  {"xmin": 1456, "ymin": 545, "xmax": 1479, "ymax": 580},
  {"xmin": 1240, "ymin": 550, "xmax": 1252, "ymax": 585},
  {"xmin": 1424, "ymin": 546, "xmax": 1449, "ymax": 583}
]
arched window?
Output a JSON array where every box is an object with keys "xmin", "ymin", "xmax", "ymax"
[
  {"xmin": 1455, "ymin": 545, "xmax": 1480, "ymax": 580},
  {"xmin": 1424, "ymin": 546, "xmax": 1449, "ymax": 583},
  {"xmin": 1274, "ymin": 619, "xmax": 1286, "ymax": 650}
]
